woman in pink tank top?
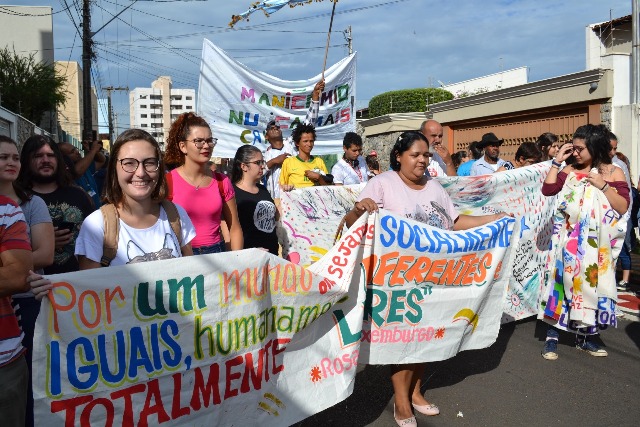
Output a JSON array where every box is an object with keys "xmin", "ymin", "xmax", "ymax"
[{"xmin": 165, "ymin": 113, "xmax": 243, "ymax": 254}]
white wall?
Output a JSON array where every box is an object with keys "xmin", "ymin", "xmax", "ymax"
[{"xmin": 442, "ymin": 67, "xmax": 529, "ymax": 97}]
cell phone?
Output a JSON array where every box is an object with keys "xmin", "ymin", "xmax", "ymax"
[{"xmin": 56, "ymin": 221, "xmax": 75, "ymax": 231}]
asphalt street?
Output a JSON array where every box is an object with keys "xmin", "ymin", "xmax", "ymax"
[{"xmin": 294, "ymin": 316, "xmax": 640, "ymax": 427}]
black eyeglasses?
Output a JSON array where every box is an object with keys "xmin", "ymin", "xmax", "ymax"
[
  {"xmin": 245, "ymin": 160, "xmax": 266, "ymax": 167},
  {"xmin": 118, "ymin": 158, "xmax": 160, "ymax": 173},
  {"xmin": 572, "ymin": 146, "xmax": 586, "ymax": 154},
  {"xmin": 185, "ymin": 137, "xmax": 218, "ymax": 149}
]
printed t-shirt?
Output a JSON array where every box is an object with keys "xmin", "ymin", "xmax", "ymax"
[
  {"xmin": 279, "ymin": 155, "xmax": 328, "ymax": 188},
  {"xmin": 170, "ymin": 169, "xmax": 235, "ymax": 248},
  {"xmin": 0, "ymin": 195, "xmax": 31, "ymax": 367},
  {"xmin": 358, "ymin": 171, "xmax": 459, "ymax": 230},
  {"xmin": 331, "ymin": 156, "xmax": 369, "ymax": 185},
  {"xmin": 34, "ymin": 186, "xmax": 94, "ymax": 274},
  {"xmin": 75, "ymin": 204, "xmax": 195, "ymax": 266},
  {"xmin": 233, "ymin": 184, "xmax": 278, "ymax": 255}
]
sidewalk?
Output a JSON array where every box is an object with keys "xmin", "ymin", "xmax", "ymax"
[{"xmin": 617, "ymin": 250, "xmax": 640, "ymax": 320}]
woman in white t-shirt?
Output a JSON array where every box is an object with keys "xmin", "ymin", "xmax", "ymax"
[
  {"xmin": 29, "ymin": 130, "xmax": 196, "ymax": 297},
  {"xmin": 345, "ymin": 131, "xmax": 510, "ymax": 427}
]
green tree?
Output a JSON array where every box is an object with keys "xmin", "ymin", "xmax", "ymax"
[
  {"xmin": 368, "ymin": 88, "xmax": 453, "ymax": 118},
  {"xmin": 0, "ymin": 47, "xmax": 66, "ymax": 124}
]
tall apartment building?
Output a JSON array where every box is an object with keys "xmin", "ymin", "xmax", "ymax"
[
  {"xmin": 129, "ymin": 76, "xmax": 196, "ymax": 147},
  {"xmin": 55, "ymin": 61, "xmax": 98, "ymax": 145}
]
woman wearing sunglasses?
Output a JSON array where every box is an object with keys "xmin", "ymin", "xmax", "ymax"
[
  {"xmin": 231, "ymin": 145, "xmax": 278, "ymax": 255},
  {"xmin": 165, "ymin": 112, "xmax": 243, "ymax": 254}
]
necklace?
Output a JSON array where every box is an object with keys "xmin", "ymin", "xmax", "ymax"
[{"xmin": 181, "ymin": 168, "xmax": 205, "ymax": 190}]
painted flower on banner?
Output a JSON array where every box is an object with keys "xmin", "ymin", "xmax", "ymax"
[
  {"xmin": 310, "ymin": 366, "xmax": 322, "ymax": 382},
  {"xmin": 434, "ymin": 327, "xmax": 445, "ymax": 339},
  {"xmin": 585, "ymin": 263, "xmax": 599, "ymax": 288}
]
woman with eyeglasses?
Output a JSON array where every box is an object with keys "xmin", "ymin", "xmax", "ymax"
[
  {"xmin": 165, "ymin": 112, "xmax": 243, "ymax": 254},
  {"xmin": 539, "ymin": 124, "xmax": 628, "ymax": 361},
  {"xmin": 231, "ymin": 145, "xmax": 278, "ymax": 255},
  {"xmin": 345, "ymin": 131, "xmax": 510, "ymax": 427}
]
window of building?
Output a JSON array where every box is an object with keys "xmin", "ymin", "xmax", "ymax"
[
  {"xmin": 140, "ymin": 114, "xmax": 147, "ymax": 118},
  {"xmin": 186, "ymin": 96, "xmax": 193, "ymax": 100},
  {"xmin": 150, "ymin": 95, "xmax": 162, "ymax": 100},
  {"xmin": 140, "ymin": 105, "xmax": 147, "ymax": 109},
  {"xmin": 186, "ymin": 106, "xmax": 192, "ymax": 110},
  {"xmin": 141, "ymin": 124, "xmax": 148, "ymax": 128}
]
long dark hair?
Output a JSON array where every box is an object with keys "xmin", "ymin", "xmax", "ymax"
[
  {"xmin": 390, "ymin": 131, "xmax": 429, "ymax": 171},
  {"xmin": 0, "ymin": 136, "xmax": 32, "ymax": 202},
  {"xmin": 104, "ymin": 129, "xmax": 167, "ymax": 207},
  {"xmin": 18, "ymin": 134, "xmax": 72, "ymax": 190},
  {"xmin": 572, "ymin": 124, "xmax": 611, "ymax": 170},
  {"xmin": 231, "ymin": 145, "xmax": 262, "ymax": 184}
]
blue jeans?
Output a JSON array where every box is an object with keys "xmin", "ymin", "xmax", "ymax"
[
  {"xmin": 11, "ymin": 297, "xmax": 40, "ymax": 427},
  {"xmin": 192, "ymin": 241, "xmax": 226, "ymax": 255},
  {"xmin": 618, "ymin": 242, "xmax": 631, "ymax": 270}
]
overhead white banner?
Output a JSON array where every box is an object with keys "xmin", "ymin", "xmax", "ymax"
[{"xmin": 198, "ymin": 39, "xmax": 357, "ymax": 158}]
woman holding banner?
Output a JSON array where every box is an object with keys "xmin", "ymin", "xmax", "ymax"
[
  {"xmin": 539, "ymin": 124, "xmax": 628, "ymax": 360},
  {"xmin": 164, "ymin": 112, "xmax": 243, "ymax": 253},
  {"xmin": 345, "ymin": 131, "xmax": 509, "ymax": 427},
  {"xmin": 29, "ymin": 130, "xmax": 196, "ymax": 296}
]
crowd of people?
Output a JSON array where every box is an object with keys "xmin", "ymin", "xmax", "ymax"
[{"xmin": 0, "ymin": 100, "xmax": 637, "ymax": 426}]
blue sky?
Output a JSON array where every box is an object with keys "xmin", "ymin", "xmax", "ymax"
[{"xmin": 1, "ymin": 0, "xmax": 632, "ymax": 132}]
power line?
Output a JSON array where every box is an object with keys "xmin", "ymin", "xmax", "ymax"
[
  {"xmin": 0, "ymin": 4, "xmax": 73, "ymax": 16},
  {"xmin": 93, "ymin": 1, "xmax": 199, "ymax": 64},
  {"xmin": 99, "ymin": 0, "xmax": 412, "ymax": 44}
]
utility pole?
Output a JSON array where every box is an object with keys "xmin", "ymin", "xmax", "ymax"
[
  {"xmin": 102, "ymin": 86, "xmax": 128, "ymax": 143},
  {"xmin": 344, "ymin": 26, "xmax": 353, "ymax": 55},
  {"xmin": 82, "ymin": 0, "xmax": 93, "ymax": 141},
  {"xmin": 81, "ymin": 0, "xmax": 138, "ymax": 142}
]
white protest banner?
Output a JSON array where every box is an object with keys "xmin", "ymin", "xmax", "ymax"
[
  {"xmin": 198, "ymin": 39, "xmax": 356, "ymax": 158},
  {"xmin": 33, "ymin": 210, "xmax": 516, "ymax": 426},
  {"xmin": 279, "ymin": 163, "xmax": 557, "ymax": 322},
  {"xmin": 279, "ymin": 183, "xmax": 364, "ymax": 265}
]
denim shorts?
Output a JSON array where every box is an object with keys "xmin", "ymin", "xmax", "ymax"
[{"xmin": 192, "ymin": 241, "xmax": 226, "ymax": 255}]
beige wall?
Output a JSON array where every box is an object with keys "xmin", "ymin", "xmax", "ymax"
[
  {"xmin": 0, "ymin": 6, "xmax": 54, "ymax": 64},
  {"xmin": 56, "ymin": 61, "xmax": 99, "ymax": 141}
]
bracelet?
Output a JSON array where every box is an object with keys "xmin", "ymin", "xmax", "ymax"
[
  {"xmin": 550, "ymin": 164, "xmax": 559, "ymax": 169},
  {"xmin": 551, "ymin": 160, "xmax": 562, "ymax": 167},
  {"xmin": 600, "ymin": 182, "xmax": 609, "ymax": 192}
]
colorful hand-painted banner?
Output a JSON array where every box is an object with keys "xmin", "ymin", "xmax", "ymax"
[
  {"xmin": 33, "ymin": 209, "xmax": 517, "ymax": 426},
  {"xmin": 229, "ymin": 0, "xmax": 335, "ymax": 27},
  {"xmin": 198, "ymin": 39, "xmax": 356, "ymax": 158},
  {"xmin": 279, "ymin": 163, "xmax": 558, "ymax": 322}
]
